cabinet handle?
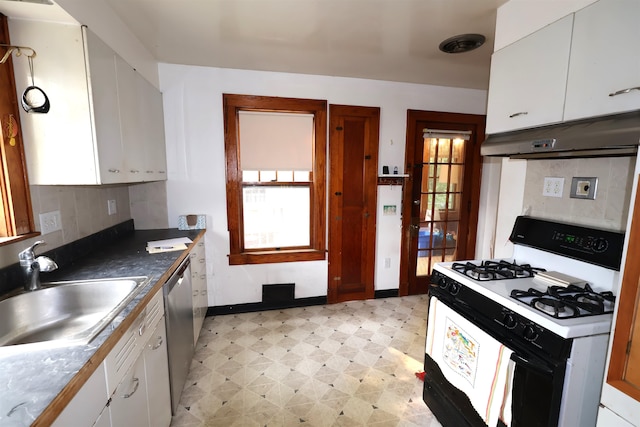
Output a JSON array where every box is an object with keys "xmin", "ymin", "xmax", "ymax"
[
  {"xmin": 146, "ymin": 170, "xmax": 154, "ymax": 173},
  {"xmin": 151, "ymin": 335, "xmax": 163, "ymax": 350},
  {"xmin": 509, "ymin": 112, "xmax": 528, "ymax": 118},
  {"xmin": 108, "ymin": 169, "xmax": 120, "ymax": 173},
  {"xmin": 609, "ymin": 87, "xmax": 640, "ymax": 97},
  {"xmin": 123, "ymin": 378, "xmax": 140, "ymax": 398},
  {"xmin": 138, "ymin": 322, "xmax": 146, "ymax": 336},
  {"xmin": 130, "ymin": 169, "xmax": 140, "ymax": 173},
  {"xmin": 159, "ymin": 171, "xmax": 166, "ymax": 174}
]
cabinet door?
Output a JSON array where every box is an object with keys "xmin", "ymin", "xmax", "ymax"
[
  {"xmin": 564, "ymin": 0, "xmax": 640, "ymax": 121},
  {"xmin": 8, "ymin": 20, "xmax": 98, "ymax": 184},
  {"xmin": 51, "ymin": 364, "xmax": 108, "ymax": 427},
  {"xmin": 138, "ymin": 75, "xmax": 168, "ymax": 181},
  {"xmin": 116, "ymin": 56, "xmax": 145, "ymax": 182},
  {"xmin": 144, "ymin": 317, "xmax": 171, "ymax": 427},
  {"xmin": 84, "ymin": 28, "xmax": 126, "ymax": 184},
  {"xmin": 486, "ymin": 15, "xmax": 573, "ymax": 134},
  {"xmin": 109, "ymin": 354, "xmax": 149, "ymax": 427},
  {"xmin": 92, "ymin": 406, "xmax": 111, "ymax": 427}
]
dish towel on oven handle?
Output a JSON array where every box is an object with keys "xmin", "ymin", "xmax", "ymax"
[{"xmin": 426, "ymin": 296, "xmax": 515, "ymax": 427}]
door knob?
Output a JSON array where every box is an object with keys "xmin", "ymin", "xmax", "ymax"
[{"xmin": 413, "ymin": 200, "xmax": 420, "ymax": 205}]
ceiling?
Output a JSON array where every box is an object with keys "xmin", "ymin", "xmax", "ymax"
[{"xmin": 0, "ymin": 0, "xmax": 508, "ymax": 90}]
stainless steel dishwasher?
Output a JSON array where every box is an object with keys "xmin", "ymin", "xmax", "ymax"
[{"xmin": 163, "ymin": 256, "xmax": 194, "ymax": 415}]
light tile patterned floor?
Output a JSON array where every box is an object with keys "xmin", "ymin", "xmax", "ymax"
[{"xmin": 170, "ymin": 295, "xmax": 443, "ymax": 427}]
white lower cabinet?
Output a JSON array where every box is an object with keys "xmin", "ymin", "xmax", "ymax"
[
  {"xmin": 106, "ymin": 290, "xmax": 170, "ymax": 427},
  {"xmin": 93, "ymin": 406, "xmax": 112, "ymax": 427},
  {"xmin": 143, "ymin": 317, "xmax": 171, "ymax": 427},
  {"xmin": 190, "ymin": 239, "xmax": 207, "ymax": 344},
  {"xmin": 51, "ymin": 362, "xmax": 109, "ymax": 427},
  {"xmin": 109, "ymin": 355, "xmax": 149, "ymax": 427}
]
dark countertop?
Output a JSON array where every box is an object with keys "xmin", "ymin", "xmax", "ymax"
[{"xmin": 0, "ymin": 228, "xmax": 204, "ymax": 427}]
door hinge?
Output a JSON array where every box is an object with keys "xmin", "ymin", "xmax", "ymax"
[
  {"xmin": 336, "ymin": 126, "xmax": 343, "ymax": 131},
  {"xmin": 627, "ymin": 340, "xmax": 633, "ymax": 354},
  {"xmin": 364, "ymin": 155, "xmax": 371, "ymax": 159}
]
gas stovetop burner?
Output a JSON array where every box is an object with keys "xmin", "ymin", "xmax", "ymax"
[
  {"xmin": 511, "ymin": 284, "xmax": 615, "ymax": 319},
  {"xmin": 452, "ymin": 260, "xmax": 546, "ymax": 281}
]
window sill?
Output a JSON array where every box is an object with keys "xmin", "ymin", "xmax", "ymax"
[
  {"xmin": 0, "ymin": 232, "xmax": 40, "ymax": 247},
  {"xmin": 229, "ymin": 249, "xmax": 326, "ymax": 265}
]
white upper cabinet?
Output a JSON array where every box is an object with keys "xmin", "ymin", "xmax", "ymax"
[
  {"xmin": 564, "ymin": 0, "xmax": 640, "ymax": 121},
  {"xmin": 8, "ymin": 20, "xmax": 166, "ymax": 185},
  {"xmin": 486, "ymin": 15, "xmax": 574, "ymax": 134}
]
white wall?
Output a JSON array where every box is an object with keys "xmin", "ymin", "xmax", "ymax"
[{"xmin": 159, "ymin": 64, "xmax": 488, "ymax": 306}]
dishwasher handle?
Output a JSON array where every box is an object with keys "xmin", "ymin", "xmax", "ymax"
[{"xmin": 164, "ymin": 257, "xmax": 191, "ymax": 295}]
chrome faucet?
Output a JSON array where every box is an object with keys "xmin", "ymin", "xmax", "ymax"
[{"xmin": 18, "ymin": 240, "xmax": 58, "ymax": 291}]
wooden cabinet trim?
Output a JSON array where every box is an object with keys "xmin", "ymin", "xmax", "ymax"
[{"xmin": 607, "ymin": 175, "xmax": 640, "ymax": 401}]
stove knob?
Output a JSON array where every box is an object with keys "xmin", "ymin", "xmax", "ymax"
[
  {"xmin": 591, "ymin": 237, "xmax": 609, "ymax": 253},
  {"xmin": 502, "ymin": 312, "xmax": 517, "ymax": 329},
  {"xmin": 437, "ymin": 276, "xmax": 448, "ymax": 288},
  {"xmin": 449, "ymin": 282, "xmax": 460, "ymax": 295},
  {"xmin": 523, "ymin": 325, "xmax": 539, "ymax": 341}
]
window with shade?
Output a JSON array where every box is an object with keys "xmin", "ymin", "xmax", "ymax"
[{"xmin": 223, "ymin": 94, "xmax": 327, "ymax": 265}]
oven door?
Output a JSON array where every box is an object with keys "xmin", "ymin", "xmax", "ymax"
[{"xmin": 424, "ymin": 296, "xmax": 565, "ymax": 427}]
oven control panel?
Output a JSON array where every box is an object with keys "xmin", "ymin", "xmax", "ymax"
[{"xmin": 510, "ymin": 216, "xmax": 624, "ymax": 270}]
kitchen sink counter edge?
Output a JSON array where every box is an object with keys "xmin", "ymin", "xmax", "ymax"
[{"xmin": 0, "ymin": 228, "xmax": 205, "ymax": 427}]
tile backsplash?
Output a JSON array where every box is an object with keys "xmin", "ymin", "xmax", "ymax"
[
  {"xmin": 523, "ymin": 157, "xmax": 635, "ymax": 231},
  {"xmin": 0, "ymin": 185, "xmax": 131, "ymax": 269},
  {"xmin": 0, "ymin": 181, "xmax": 170, "ymax": 271}
]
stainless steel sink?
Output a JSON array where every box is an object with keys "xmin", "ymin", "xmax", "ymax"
[{"xmin": 0, "ymin": 277, "xmax": 151, "ymax": 347}]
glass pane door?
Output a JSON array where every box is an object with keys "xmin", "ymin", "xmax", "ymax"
[{"xmin": 416, "ymin": 136, "xmax": 466, "ymax": 276}]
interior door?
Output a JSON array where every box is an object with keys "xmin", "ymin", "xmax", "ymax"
[
  {"xmin": 400, "ymin": 111, "xmax": 485, "ymax": 296},
  {"xmin": 328, "ymin": 105, "xmax": 380, "ymax": 303}
]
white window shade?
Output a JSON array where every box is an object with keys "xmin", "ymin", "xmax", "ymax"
[
  {"xmin": 239, "ymin": 111, "xmax": 313, "ymax": 171},
  {"xmin": 423, "ymin": 129, "xmax": 472, "ymax": 140}
]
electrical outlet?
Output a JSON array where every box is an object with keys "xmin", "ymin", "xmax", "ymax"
[
  {"xmin": 570, "ymin": 177, "xmax": 598, "ymax": 199},
  {"xmin": 39, "ymin": 210, "xmax": 61, "ymax": 234},
  {"xmin": 543, "ymin": 177, "xmax": 564, "ymax": 198},
  {"xmin": 384, "ymin": 258, "xmax": 391, "ymax": 269},
  {"xmin": 107, "ymin": 199, "xmax": 117, "ymax": 215}
]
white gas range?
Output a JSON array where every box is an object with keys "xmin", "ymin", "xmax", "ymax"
[{"xmin": 423, "ymin": 216, "xmax": 625, "ymax": 427}]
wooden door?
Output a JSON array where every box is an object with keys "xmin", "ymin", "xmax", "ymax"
[
  {"xmin": 400, "ymin": 111, "xmax": 484, "ymax": 296},
  {"xmin": 328, "ymin": 105, "xmax": 380, "ymax": 303}
]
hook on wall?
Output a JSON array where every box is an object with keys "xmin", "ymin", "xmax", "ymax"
[
  {"xmin": 0, "ymin": 43, "xmax": 49, "ymax": 113},
  {"xmin": 0, "ymin": 44, "xmax": 36, "ymax": 64}
]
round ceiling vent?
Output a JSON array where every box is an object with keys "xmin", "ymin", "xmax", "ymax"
[{"xmin": 438, "ymin": 34, "xmax": 486, "ymax": 54}]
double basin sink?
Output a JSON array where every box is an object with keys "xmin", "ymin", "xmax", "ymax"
[{"xmin": 0, "ymin": 276, "xmax": 150, "ymax": 347}]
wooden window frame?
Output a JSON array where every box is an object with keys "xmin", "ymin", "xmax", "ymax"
[
  {"xmin": 223, "ymin": 94, "xmax": 326, "ymax": 265},
  {"xmin": 0, "ymin": 14, "xmax": 36, "ymax": 245}
]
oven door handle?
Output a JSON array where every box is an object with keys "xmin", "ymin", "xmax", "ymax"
[{"xmin": 510, "ymin": 353, "xmax": 554, "ymax": 375}]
